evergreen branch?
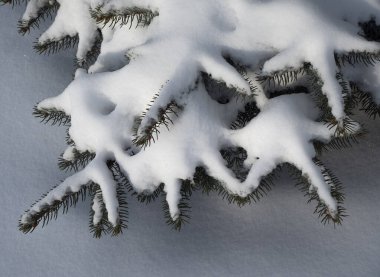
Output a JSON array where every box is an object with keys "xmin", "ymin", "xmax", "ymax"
[
  {"xmin": 202, "ymin": 72, "xmax": 251, "ymax": 103},
  {"xmin": 58, "ymin": 149, "xmax": 96, "ymax": 172},
  {"xmin": 89, "ymin": 166, "xmax": 128, "ymax": 238},
  {"xmin": 75, "ymin": 30, "xmax": 103, "ymax": 69},
  {"xmin": 193, "ymin": 166, "xmax": 280, "ymax": 207},
  {"xmin": 162, "ymin": 180, "xmax": 192, "ymax": 231},
  {"xmin": 305, "ymin": 66, "xmax": 334, "ymax": 121},
  {"xmin": 133, "ymin": 95, "xmax": 183, "ymax": 149},
  {"xmin": 33, "ymin": 105, "xmax": 71, "ymax": 126},
  {"xmin": 89, "ymin": 184, "xmax": 110, "ymax": 238},
  {"xmin": 19, "ymin": 182, "xmax": 90, "ymax": 233},
  {"xmin": 336, "ymin": 72, "xmax": 355, "ymax": 115},
  {"xmin": 90, "ymin": 6, "xmax": 158, "ymax": 29},
  {"xmin": 335, "ymin": 51, "xmax": 380, "ymax": 67},
  {"xmin": 193, "ymin": 166, "xmax": 220, "ymax": 195},
  {"xmin": 287, "ymin": 161, "xmax": 346, "ymax": 226},
  {"xmin": 17, "ymin": 2, "xmax": 59, "ymax": 35},
  {"xmin": 258, "ymin": 63, "xmax": 311, "ymax": 87},
  {"xmin": 230, "ymin": 101, "xmax": 260, "ymax": 130},
  {"xmin": 110, "ymin": 179, "xmax": 129, "ymax": 236},
  {"xmin": 135, "ymin": 184, "xmax": 164, "ymax": 204},
  {"xmin": 65, "ymin": 128, "xmax": 75, "ymax": 146},
  {"xmin": 110, "ymin": 161, "xmax": 165, "ymax": 204},
  {"xmin": 34, "ymin": 35, "xmax": 79, "ymax": 55},
  {"xmin": 326, "ymin": 116, "xmax": 362, "ymax": 138},
  {"xmin": 214, "ymin": 168, "xmax": 278, "ymax": 207},
  {"xmin": 351, "ymin": 82, "xmax": 380, "ymax": 118},
  {"xmin": 221, "ymin": 58, "xmax": 258, "ymax": 100},
  {"xmin": 313, "ymin": 128, "xmax": 366, "ymax": 155}
]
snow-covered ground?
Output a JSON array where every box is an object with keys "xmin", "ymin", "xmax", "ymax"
[{"xmin": 1, "ymin": 5, "xmax": 380, "ymax": 277}]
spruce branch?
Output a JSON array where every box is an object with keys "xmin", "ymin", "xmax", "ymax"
[
  {"xmin": 17, "ymin": 1, "xmax": 59, "ymax": 35},
  {"xmin": 19, "ymin": 182, "xmax": 90, "ymax": 233},
  {"xmin": 258, "ymin": 63, "xmax": 311, "ymax": 87},
  {"xmin": 230, "ymin": 101, "xmax": 260, "ymax": 130},
  {"xmin": 351, "ymin": 82, "xmax": 380, "ymax": 118},
  {"xmin": 89, "ymin": 165, "xmax": 128, "ymax": 238},
  {"xmin": 58, "ymin": 149, "xmax": 96, "ymax": 172},
  {"xmin": 335, "ymin": 51, "xmax": 380, "ymax": 67},
  {"xmin": 305, "ymin": 66, "xmax": 335, "ymax": 121},
  {"xmin": 34, "ymin": 35, "xmax": 79, "ymax": 55},
  {"xmin": 89, "ymin": 184, "xmax": 110, "ymax": 238},
  {"xmin": 133, "ymin": 94, "xmax": 183, "ymax": 149},
  {"xmin": 313, "ymin": 128, "xmax": 366, "ymax": 155},
  {"xmin": 33, "ymin": 105, "xmax": 71, "ymax": 126},
  {"xmin": 163, "ymin": 180, "xmax": 192, "ymax": 231},
  {"xmin": 75, "ymin": 30, "xmax": 102, "ymax": 69},
  {"xmin": 193, "ymin": 166, "xmax": 280, "ymax": 207},
  {"xmin": 90, "ymin": 6, "xmax": 158, "ymax": 29},
  {"xmin": 288, "ymin": 160, "xmax": 346, "ymax": 225},
  {"xmin": 202, "ymin": 72, "xmax": 252, "ymax": 103}
]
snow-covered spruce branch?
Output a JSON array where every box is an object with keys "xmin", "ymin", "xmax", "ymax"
[
  {"xmin": 90, "ymin": 5, "xmax": 158, "ymax": 29},
  {"xmin": 4, "ymin": 0, "xmax": 380, "ymax": 236},
  {"xmin": 17, "ymin": 0, "xmax": 59, "ymax": 35}
]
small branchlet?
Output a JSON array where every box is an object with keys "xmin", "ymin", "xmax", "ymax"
[
  {"xmin": 17, "ymin": 2, "xmax": 59, "ymax": 35},
  {"xmin": 326, "ymin": 116, "xmax": 362, "ymax": 138},
  {"xmin": 163, "ymin": 180, "xmax": 192, "ymax": 231},
  {"xmin": 65, "ymin": 128, "xmax": 75, "ymax": 146},
  {"xmin": 193, "ymin": 165, "xmax": 280, "ymax": 207},
  {"xmin": 89, "ymin": 184, "xmax": 110, "ymax": 238},
  {"xmin": 88, "ymin": 164, "xmax": 128, "ymax": 238},
  {"xmin": 133, "ymin": 95, "xmax": 182, "ymax": 148},
  {"xmin": 202, "ymin": 72, "xmax": 251, "ymax": 104},
  {"xmin": 258, "ymin": 63, "xmax": 311, "ymax": 87},
  {"xmin": 75, "ymin": 30, "xmax": 103, "ymax": 69},
  {"xmin": 351, "ymin": 82, "xmax": 380, "ymax": 119},
  {"xmin": 136, "ymin": 184, "xmax": 164, "ymax": 204},
  {"xmin": 287, "ymin": 161, "xmax": 346, "ymax": 226},
  {"xmin": 110, "ymin": 161, "xmax": 165, "ymax": 204},
  {"xmin": 90, "ymin": 6, "xmax": 158, "ymax": 29},
  {"xmin": 33, "ymin": 105, "xmax": 71, "ymax": 126},
  {"xmin": 230, "ymin": 101, "xmax": 260, "ymax": 130},
  {"xmin": 306, "ymin": 66, "xmax": 334, "ymax": 121},
  {"xmin": 58, "ymin": 149, "xmax": 96, "ymax": 172},
  {"xmin": 336, "ymin": 72, "xmax": 355, "ymax": 115},
  {"xmin": 34, "ymin": 35, "xmax": 79, "ymax": 55},
  {"xmin": 335, "ymin": 51, "xmax": 380, "ymax": 67},
  {"xmin": 110, "ymin": 180, "xmax": 129, "ymax": 236},
  {"xmin": 19, "ymin": 183, "xmax": 90, "ymax": 233},
  {"xmin": 313, "ymin": 128, "xmax": 366, "ymax": 155}
]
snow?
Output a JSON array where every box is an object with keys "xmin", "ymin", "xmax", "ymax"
[{"xmin": 1, "ymin": 3, "xmax": 380, "ymax": 277}]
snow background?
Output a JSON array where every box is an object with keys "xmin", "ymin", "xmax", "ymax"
[{"xmin": 1, "ymin": 5, "xmax": 380, "ymax": 277}]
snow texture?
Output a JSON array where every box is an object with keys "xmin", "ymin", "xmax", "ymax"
[{"xmin": 1, "ymin": 7, "xmax": 380, "ymax": 276}]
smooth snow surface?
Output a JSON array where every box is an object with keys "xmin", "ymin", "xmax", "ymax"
[{"xmin": 1, "ymin": 4, "xmax": 380, "ymax": 277}]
